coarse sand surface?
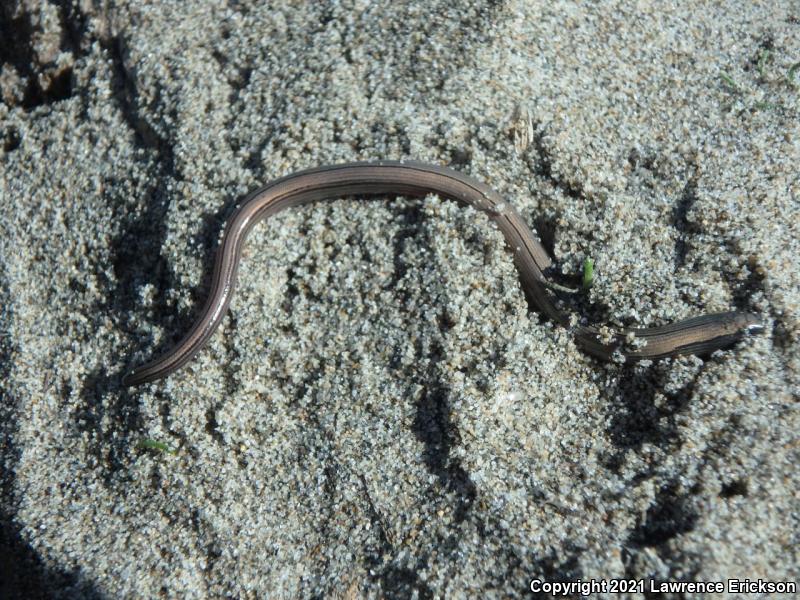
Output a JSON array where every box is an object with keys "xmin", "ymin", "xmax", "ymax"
[{"xmin": 1, "ymin": 1, "xmax": 797, "ymax": 598}]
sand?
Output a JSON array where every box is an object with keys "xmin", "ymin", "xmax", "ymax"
[{"xmin": 1, "ymin": 0, "xmax": 797, "ymax": 598}]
